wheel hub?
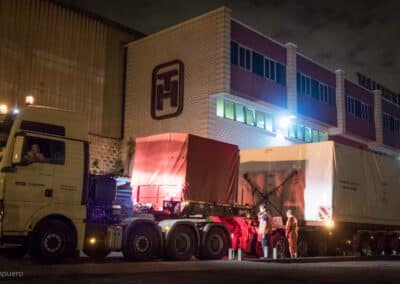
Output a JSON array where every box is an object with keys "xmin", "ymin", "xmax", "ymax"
[
  {"xmin": 175, "ymin": 233, "xmax": 190, "ymax": 254},
  {"xmin": 43, "ymin": 233, "xmax": 63, "ymax": 253},
  {"xmin": 209, "ymin": 235, "xmax": 223, "ymax": 254},
  {"xmin": 134, "ymin": 235, "xmax": 150, "ymax": 253}
]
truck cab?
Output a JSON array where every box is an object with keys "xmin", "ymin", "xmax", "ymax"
[{"xmin": 0, "ymin": 105, "xmax": 88, "ymax": 261}]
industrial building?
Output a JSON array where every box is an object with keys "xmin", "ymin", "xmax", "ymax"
[
  {"xmin": 124, "ymin": 7, "xmax": 400, "ymax": 159},
  {"xmin": 0, "ymin": 0, "xmax": 143, "ymax": 173}
]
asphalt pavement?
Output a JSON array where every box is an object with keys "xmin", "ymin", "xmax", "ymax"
[{"xmin": 1, "ymin": 253, "xmax": 400, "ymax": 284}]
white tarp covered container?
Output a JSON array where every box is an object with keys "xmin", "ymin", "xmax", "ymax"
[{"xmin": 239, "ymin": 141, "xmax": 400, "ymax": 226}]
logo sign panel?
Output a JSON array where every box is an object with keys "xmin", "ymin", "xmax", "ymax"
[{"xmin": 151, "ymin": 60, "xmax": 184, "ymax": 120}]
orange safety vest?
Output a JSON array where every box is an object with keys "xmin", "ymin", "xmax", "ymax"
[{"xmin": 285, "ymin": 216, "xmax": 298, "ymax": 237}]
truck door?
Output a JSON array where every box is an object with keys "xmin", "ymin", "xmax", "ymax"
[{"xmin": 2, "ymin": 134, "xmax": 62, "ymax": 233}]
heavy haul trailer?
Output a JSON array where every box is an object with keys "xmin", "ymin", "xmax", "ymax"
[
  {"xmin": 0, "ymin": 108, "xmax": 237, "ymax": 262},
  {"xmin": 239, "ymin": 142, "xmax": 400, "ymax": 256},
  {"xmin": 131, "ymin": 133, "xmax": 287, "ymax": 258}
]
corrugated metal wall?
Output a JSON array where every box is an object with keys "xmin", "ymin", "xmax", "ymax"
[{"xmin": 0, "ymin": 0, "xmax": 138, "ymax": 137}]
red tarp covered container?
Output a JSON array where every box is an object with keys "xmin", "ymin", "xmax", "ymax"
[{"xmin": 131, "ymin": 133, "xmax": 239, "ymax": 210}]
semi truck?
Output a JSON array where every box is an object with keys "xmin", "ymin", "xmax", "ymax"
[{"xmin": 0, "ymin": 106, "xmax": 240, "ymax": 263}]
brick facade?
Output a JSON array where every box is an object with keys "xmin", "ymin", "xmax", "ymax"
[
  {"xmin": 89, "ymin": 135, "xmax": 122, "ymax": 175},
  {"xmin": 123, "ymin": 7, "xmax": 231, "ymax": 162}
]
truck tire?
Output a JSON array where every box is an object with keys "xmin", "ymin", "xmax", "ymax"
[
  {"xmin": 271, "ymin": 233, "xmax": 288, "ymax": 258},
  {"xmin": 166, "ymin": 226, "xmax": 196, "ymax": 261},
  {"xmin": 123, "ymin": 224, "xmax": 160, "ymax": 261},
  {"xmin": 30, "ymin": 219, "xmax": 76, "ymax": 263},
  {"xmin": 297, "ymin": 236, "xmax": 309, "ymax": 257},
  {"xmin": 199, "ymin": 227, "xmax": 228, "ymax": 260}
]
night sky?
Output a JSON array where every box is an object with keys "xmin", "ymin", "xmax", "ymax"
[{"xmin": 57, "ymin": 0, "xmax": 400, "ymax": 91}]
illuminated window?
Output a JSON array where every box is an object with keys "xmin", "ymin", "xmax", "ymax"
[
  {"xmin": 319, "ymin": 131, "xmax": 328, "ymax": 141},
  {"xmin": 255, "ymin": 111, "xmax": 265, "ymax": 128},
  {"xmin": 216, "ymin": 97, "xmax": 224, "ymax": 117},
  {"xmin": 304, "ymin": 127, "xmax": 312, "ymax": 142},
  {"xmin": 265, "ymin": 113, "xmax": 274, "ymax": 132},
  {"xmin": 296, "ymin": 125, "xmax": 304, "ymax": 140},
  {"xmin": 288, "ymin": 125, "xmax": 296, "ymax": 139},
  {"xmin": 235, "ymin": 103, "xmax": 245, "ymax": 123},
  {"xmin": 224, "ymin": 100, "xmax": 235, "ymax": 120},
  {"xmin": 216, "ymin": 97, "xmax": 276, "ymax": 134},
  {"xmin": 312, "ymin": 129, "xmax": 319, "ymax": 142},
  {"xmin": 245, "ymin": 108, "xmax": 255, "ymax": 126}
]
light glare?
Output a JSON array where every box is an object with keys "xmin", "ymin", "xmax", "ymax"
[
  {"xmin": 0, "ymin": 104, "xmax": 8, "ymax": 114},
  {"xmin": 25, "ymin": 95, "xmax": 35, "ymax": 105}
]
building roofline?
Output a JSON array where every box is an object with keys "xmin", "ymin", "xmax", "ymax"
[
  {"xmin": 126, "ymin": 6, "xmax": 230, "ymax": 47},
  {"xmin": 231, "ymin": 18, "xmax": 339, "ymax": 77},
  {"xmin": 296, "ymin": 51, "xmax": 336, "ymax": 76},
  {"xmin": 231, "ymin": 18, "xmax": 287, "ymax": 49},
  {"xmin": 50, "ymin": 0, "xmax": 145, "ymax": 37},
  {"xmin": 343, "ymin": 77, "xmax": 373, "ymax": 95}
]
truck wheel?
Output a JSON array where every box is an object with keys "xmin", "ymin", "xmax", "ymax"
[
  {"xmin": 199, "ymin": 227, "xmax": 228, "ymax": 260},
  {"xmin": 123, "ymin": 224, "xmax": 160, "ymax": 261},
  {"xmin": 30, "ymin": 219, "xmax": 76, "ymax": 263},
  {"xmin": 166, "ymin": 226, "xmax": 196, "ymax": 261},
  {"xmin": 297, "ymin": 236, "xmax": 309, "ymax": 257},
  {"xmin": 271, "ymin": 234, "xmax": 288, "ymax": 258}
]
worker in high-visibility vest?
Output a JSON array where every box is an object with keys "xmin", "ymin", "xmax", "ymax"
[{"xmin": 285, "ymin": 209, "xmax": 298, "ymax": 258}]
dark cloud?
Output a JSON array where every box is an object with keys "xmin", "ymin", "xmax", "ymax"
[{"xmin": 55, "ymin": 0, "xmax": 400, "ymax": 91}]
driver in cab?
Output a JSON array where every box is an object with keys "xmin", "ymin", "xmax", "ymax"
[{"xmin": 25, "ymin": 143, "xmax": 47, "ymax": 162}]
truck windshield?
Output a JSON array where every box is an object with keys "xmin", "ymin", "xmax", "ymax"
[{"xmin": 0, "ymin": 114, "xmax": 15, "ymax": 161}]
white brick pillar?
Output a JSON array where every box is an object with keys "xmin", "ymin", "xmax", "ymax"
[
  {"xmin": 285, "ymin": 42, "xmax": 297, "ymax": 114},
  {"xmin": 373, "ymin": 90, "xmax": 383, "ymax": 145},
  {"xmin": 216, "ymin": 6, "xmax": 231, "ymax": 94},
  {"xmin": 335, "ymin": 69, "xmax": 346, "ymax": 134}
]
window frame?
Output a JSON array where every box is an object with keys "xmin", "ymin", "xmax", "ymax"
[
  {"xmin": 255, "ymin": 110, "xmax": 265, "ymax": 129},
  {"xmin": 223, "ymin": 100, "xmax": 235, "ymax": 120},
  {"xmin": 245, "ymin": 107, "xmax": 256, "ymax": 126},
  {"xmin": 22, "ymin": 135, "xmax": 66, "ymax": 165}
]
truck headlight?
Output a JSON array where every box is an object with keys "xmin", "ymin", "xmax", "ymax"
[
  {"xmin": 325, "ymin": 219, "xmax": 335, "ymax": 229},
  {"xmin": 88, "ymin": 237, "xmax": 97, "ymax": 245}
]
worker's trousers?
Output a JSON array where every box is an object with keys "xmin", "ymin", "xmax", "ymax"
[{"xmin": 287, "ymin": 234, "xmax": 298, "ymax": 257}]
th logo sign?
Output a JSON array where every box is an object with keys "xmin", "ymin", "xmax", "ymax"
[{"xmin": 151, "ymin": 60, "xmax": 184, "ymax": 120}]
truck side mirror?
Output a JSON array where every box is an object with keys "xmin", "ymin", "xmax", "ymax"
[{"xmin": 11, "ymin": 135, "xmax": 25, "ymax": 165}]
